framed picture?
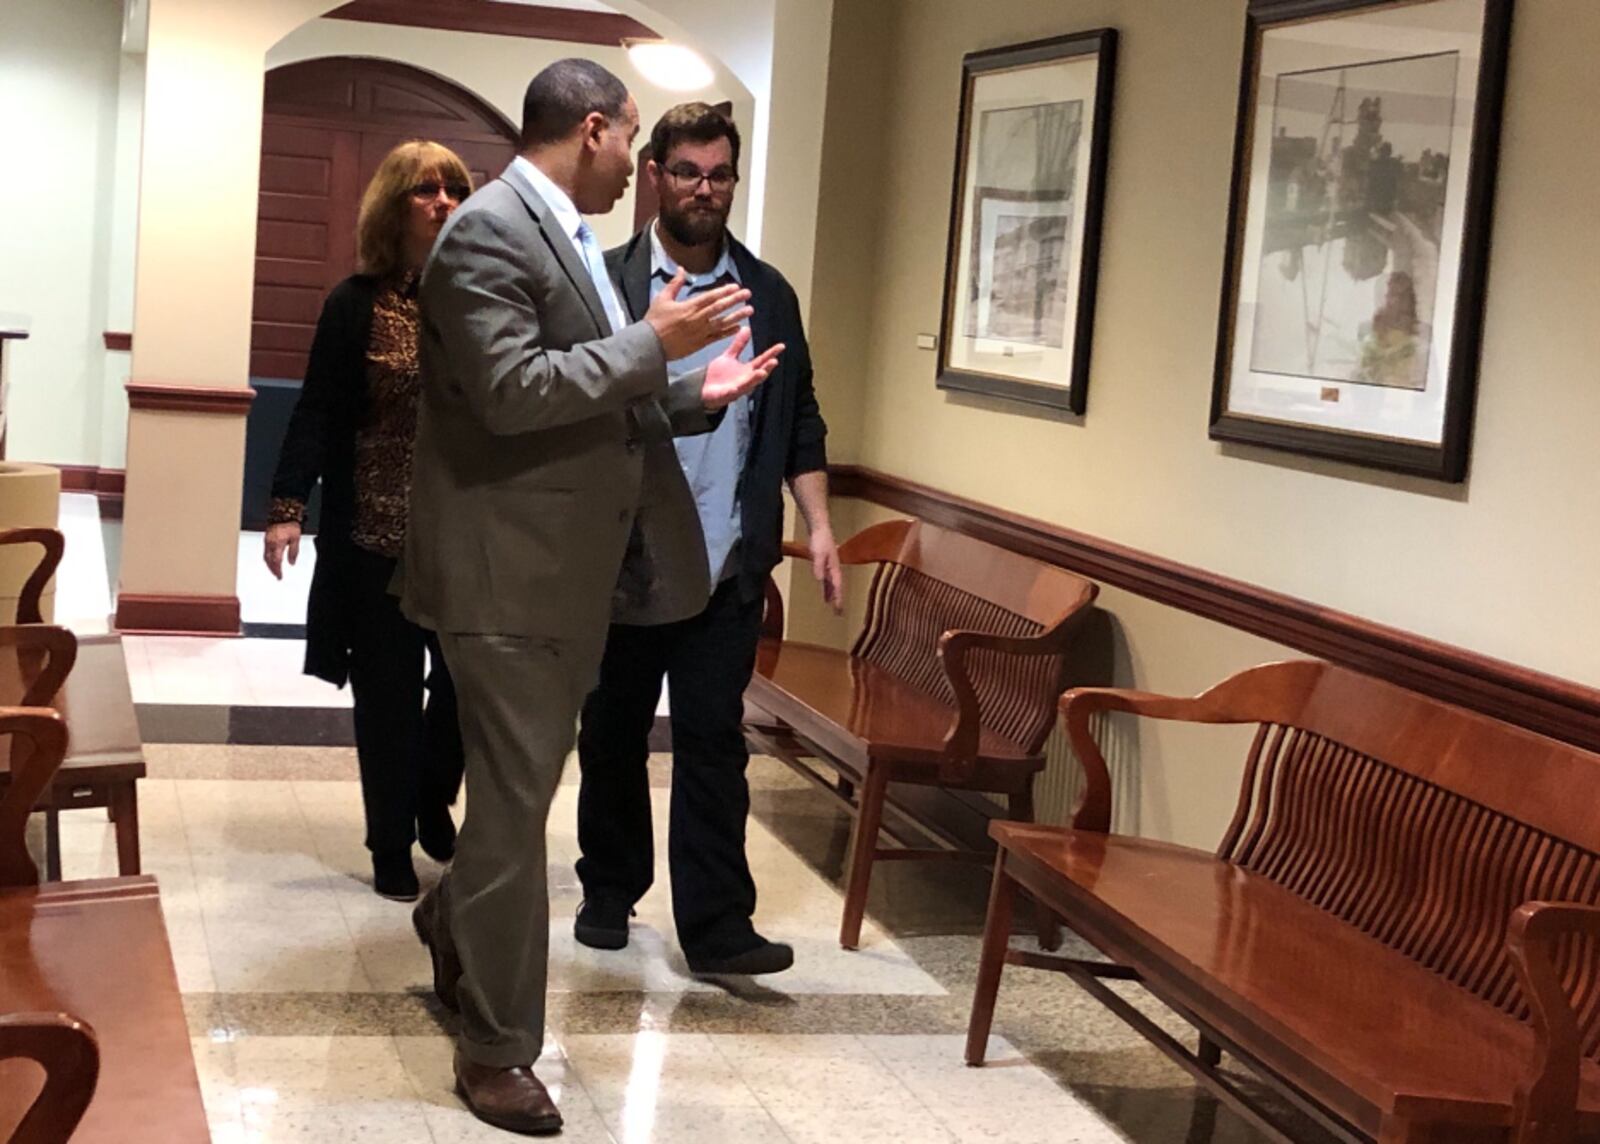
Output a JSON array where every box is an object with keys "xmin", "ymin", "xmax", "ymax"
[
  {"xmin": 937, "ymin": 30, "xmax": 1118, "ymax": 415},
  {"xmin": 1211, "ymin": 0, "xmax": 1513, "ymax": 481}
]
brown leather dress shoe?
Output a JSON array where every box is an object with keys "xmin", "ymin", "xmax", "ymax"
[
  {"xmin": 455, "ymin": 1050, "xmax": 564, "ymax": 1135},
  {"xmin": 411, "ymin": 891, "xmax": 461, "ymax": 1013}
]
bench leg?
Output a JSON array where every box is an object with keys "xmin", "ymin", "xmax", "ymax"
[
  {"xmin": 839, "ymin": 764, "xmax": 889, "ymax": 950},
  {"xmin": 111, "ymin": 783, "xmax": 140, "ymax": 876},
  {"xmin": 44, "ymin": 808, "xmax": 62, "ymax": 883},
  {"xmin": 1008, "ymin": 785, "xmax": 1061, "ymax": 952},
  {"xmin": 965, "ymin": 853, "xmax": 1017, "ymax": 1066},
  {"xmin": 1197, "ymin": 1035, "xmax": 1221, "ymax": 1068}
]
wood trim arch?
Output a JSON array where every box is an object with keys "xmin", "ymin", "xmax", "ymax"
[{"xmin": 326, "ymin": 0, "xmax": 656, "ymax": 45}]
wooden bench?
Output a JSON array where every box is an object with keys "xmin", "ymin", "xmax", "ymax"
[
  {"xmin": 0, "ymin": 708, "xmax": 207, "ymax": 1143},
  {"xmin": 0, "ymin": 529, "xmax": 145, "ymax": 881},
  {"xmin": 745, "ymin": 518, "xmax": 1097, "ymax": 950},
  {"xmin": 966, "ymin": 660, "xmax": 1600, "ymax": 1144}
]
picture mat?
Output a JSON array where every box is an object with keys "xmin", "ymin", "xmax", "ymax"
[
  {"xmin": 946, "ymin": 55, "xmax": 1100, "ymax": 388},
  {"xmin": 1224, "ymin": 0, "xmax": 1484, "ymax": 446}
]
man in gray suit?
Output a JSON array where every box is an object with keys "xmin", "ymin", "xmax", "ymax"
[{"xmin": 402, "ymin": 59, "xmax": 782, "ymax": 1136}]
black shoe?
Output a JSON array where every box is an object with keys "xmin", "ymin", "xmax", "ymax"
[
  {"xmin": 574, "ymin": 898, "xmax": 632, "ymax": 951},
  {"xmin": 686, "ymin": 937, "xmax": 794, "ymax": 976},
  {"xmin": 373, "ymin": 850, "xmax": 420, "ymax": 902},
  {"xmin": 418, "ymin": 804, "xmax": 457, "ymax": 864}
]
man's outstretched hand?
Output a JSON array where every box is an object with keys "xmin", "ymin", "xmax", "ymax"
[
  {"xmin": 701, "ymin": 328, "xmax": 784, "ymax": 410},
  {"xmin": 645, "ymin": 270, "xmax": 753, "ymax": 360}
]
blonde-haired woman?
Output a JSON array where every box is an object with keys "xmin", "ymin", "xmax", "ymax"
[{"xmin": 264, "ymin": 140, "xmax": 473, "ymax": 901}]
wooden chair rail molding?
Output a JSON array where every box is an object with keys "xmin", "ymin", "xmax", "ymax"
[
  {"xmin": 828, "ymin": 464, "xmax": 1600, "ymax": 754},
  {"xmin": 326, "ymin": 0, "xmax": 656, "ymax": 42},
  {"xmin": 125, "ymin": 382, "xmax": 255, "ymax": 415}
]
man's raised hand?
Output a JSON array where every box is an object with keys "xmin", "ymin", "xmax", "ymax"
[
  {"xmin": 701, "ymin": 328, "xmax": 783, "ymax": 410},
  {"xmin": 644, "ymin": 270, "xmax": 753, "ymax": 360}
]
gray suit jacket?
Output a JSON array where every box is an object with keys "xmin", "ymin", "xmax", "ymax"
[{"xmin": 398, "ymin": 162, "xmax": 710, "ymax": 640}]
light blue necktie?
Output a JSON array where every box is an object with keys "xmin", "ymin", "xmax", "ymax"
[{"xmin": 575, "ymin": 220, "xmax": 631, "ymax": 336}]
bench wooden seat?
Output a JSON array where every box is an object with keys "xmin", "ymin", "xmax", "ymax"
[
  {"xmin": 746, "ymin": 519, "xmax": 1096, "ymax": 950},
  {"xmin": 753, "ymin": 642, "xmax": 1037, "ymax": 767},
  {"xmin": 966, "ymin": 660, "xmax": 1600, "ymax": 1143},
  {"xmin": 0, "ymin": 879, "xmax": 206, "ymax": 1142}
]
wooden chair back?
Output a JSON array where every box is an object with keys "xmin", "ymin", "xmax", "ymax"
[
  {"xmin": 0, "ymin": 709, "xmax": 71, "ymax": 887},
  {"xmin": 0, "ymin": 1013, "xmax": 99, "ymax": 1143},
  {"xmin": 844, "ymin": 520, "xmax": 1096, "ymax": 754},
  {"xmin": 0, "ymin": 529, "xmax": 65, "ymax": 625},
  {"xmin": 1062, "ymin": 659, "xmax": 1600, "ymax": 1061}
]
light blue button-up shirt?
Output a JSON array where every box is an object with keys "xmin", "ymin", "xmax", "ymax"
[{"xmin": 651, "ymin": 223, "xmax": 753, "ymax": 585}]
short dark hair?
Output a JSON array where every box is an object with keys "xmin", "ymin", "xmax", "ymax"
[
  {"xmin": 520, "ymin": 58, "xmax": 630, "ymax": 148},
  {"xmin": 648, "ymin": 103, "xmax": 741, "ymax": 172}
]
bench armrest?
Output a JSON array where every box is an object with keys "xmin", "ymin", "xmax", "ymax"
[
  {"xmin": 0, "ymin": 707, "xmax": 72, "ymax": 887},
  {"xmin": 1508, "ymin": 900, "xmax": 1600, "ymax": 1142},
  {"xmin": 0, "ymin": 528, "xmax": 65, "ymax": 626},
  {"xmin": 1057, "ymin": 686, "xmax": 1231, "ymax": 833},
  {"xmin": 0, "ymin": 1012, "xmax": 99, "ymax": 1140},
  {"xmin": 936, "ymin": 627, "xmax": 1074, "ymax": 784},
  {"xmin": 0, "ymin": 624, "xmax": 77, "ymax": 706}
]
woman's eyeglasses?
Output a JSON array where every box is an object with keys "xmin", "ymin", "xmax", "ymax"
[
  {"xmin": 408, "ymin": 182, "xmax": 470, "ymax": 203},
  {"xmin": 663, "ymin": 165, "xmax": 739, "ymax": 193}
]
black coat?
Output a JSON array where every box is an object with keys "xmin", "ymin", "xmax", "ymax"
[
  {"xmin": 270, "ymin": 274, "xmax": 380, "ymax": 686},
  {"xmin": 610, "ymin": 231, "xmax": 828, "ymax": 604}
]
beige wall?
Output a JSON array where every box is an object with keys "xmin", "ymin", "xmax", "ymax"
[
  {"xmin": 0, "ymin": 0, "xmax": 125, "ymax": 467},
  {"xmin": 810, "ymin": 0, "xmax": 1600, "ymax": 847}
]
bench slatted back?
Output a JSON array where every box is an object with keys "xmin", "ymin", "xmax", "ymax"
[
  {"xmin": 1203, "ymin": 661, "xmax": 1600, "ymax": 1060},
  {"xmin": 842, "ymin": 520, "xmax": 1095, "ymax": 755}
]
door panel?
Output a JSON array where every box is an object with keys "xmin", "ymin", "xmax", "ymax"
[{"xmin": 251, "ymin": 59, "xmax": 517, "ymax": 383}]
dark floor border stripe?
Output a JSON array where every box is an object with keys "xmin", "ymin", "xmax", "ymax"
[
  {"xmin": 241, "ymin": 622, "xmax": 308, "ymax": 640},
  {"xmin": 137, "ymin": 703, "xmax": 671, "ymax": 750},
  {"xmin": 136, "ymin": 703, "xmax": 356, "ymax": 746}
]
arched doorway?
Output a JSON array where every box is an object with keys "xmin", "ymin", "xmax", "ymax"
[{"xmin": 250, "ymin": 57, "xmax": 518, "ymax": 382}]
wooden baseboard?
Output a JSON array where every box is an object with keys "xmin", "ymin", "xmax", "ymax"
[
  {"xmin": 47, "ymin": 464, "xmax": 125, "ymax": 519},
  {"xmin": 114, "ymin": 593, "xmax": 240, "ymax": 636},
  {"xmin": 831, "ymin": 463, "xmax": 1600, "ymax": 754}
]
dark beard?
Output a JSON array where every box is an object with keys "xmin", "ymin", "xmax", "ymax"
[{"xmin": 659, "ymin": 202, "xmax": 727, "ymax": 248}]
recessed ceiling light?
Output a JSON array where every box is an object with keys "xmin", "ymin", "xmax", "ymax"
[{"xmin": 623, "ymin": 39, "xmax": 715, "ymax": 92}]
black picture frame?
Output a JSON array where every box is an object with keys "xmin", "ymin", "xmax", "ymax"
[
  {"xmin": 936, "ymin": 29, "xmax": 1118, "ymax": 415},
  {"xmin": 1210, "ymin": 0, "xmax": 1514, "ymax": 482}
]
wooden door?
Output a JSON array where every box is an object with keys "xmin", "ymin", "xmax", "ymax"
[{"xmin": 251, "ymin": 58, "xmax": 519, "ymax": 381}]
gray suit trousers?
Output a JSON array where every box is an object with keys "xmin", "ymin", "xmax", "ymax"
[{"xmin": 434, "ymin": 629, "xmax": 605, "ymax": 1067}]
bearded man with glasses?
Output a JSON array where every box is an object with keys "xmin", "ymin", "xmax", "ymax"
[{"xmin": 574, "ymin": 102, "xmax": 838, "ymax": 977}]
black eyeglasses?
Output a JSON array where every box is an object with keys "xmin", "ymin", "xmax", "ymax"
[
  {"xmin": 663, "ymin": 164, "xmax": 739, "ymax": 193},
  {"xmin": 408, "ymin": 182, "xmax": 470, "ymax": 203}
]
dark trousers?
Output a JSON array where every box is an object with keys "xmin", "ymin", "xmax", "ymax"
[
  {"xmin": 346, "ymin": 546, "xmax": 465, "ymax": 856},
  {"xmin": 576, "ymin": 578, "xmax": 764, "ymax": 958}
]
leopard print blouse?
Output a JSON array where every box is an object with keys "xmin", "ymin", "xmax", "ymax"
[{"xmin": 268, "ymin": 271, "xmax": 422, "ymax": 558}]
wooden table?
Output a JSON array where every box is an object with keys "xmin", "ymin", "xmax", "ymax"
[
  {"xmin": 0, "ymin": 633, "xmax": 144, "ymax": 880},
  {"xmin": 0, "ymin": 876, "xmax": 208, "ymax": 1141}
]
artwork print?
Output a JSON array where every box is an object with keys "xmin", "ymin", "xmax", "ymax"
[
  {"xmin": 1250, "ymin": 52, "xmax": 1457, "ymax": 391},
  {"xmin": 963, "ymin": 102, "xmax": 1082, "ymax": 348},
  {"xmin": 936, "ymin": 30, "xmax": 1117, "ymax": 415},
  {"xmin": 1209, "ymin": 0, "xmax": 1512, "ymax": 482}
]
